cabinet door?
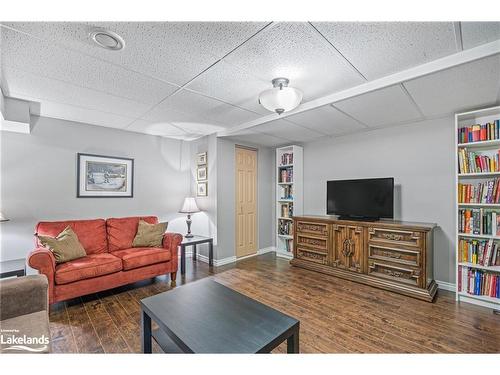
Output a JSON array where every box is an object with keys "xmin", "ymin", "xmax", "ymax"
[{"xmin": 331, "ymin": 224, "xmax": 365, "ymax": 273}]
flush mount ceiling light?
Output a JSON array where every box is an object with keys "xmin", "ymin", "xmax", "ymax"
[
  {"xmin": 258, "ymin": 77, "xmax": 303, "ymax": 115},
  {"xmin": 89, "ymin": 29, "xmax": 125, "ymax": 51}
]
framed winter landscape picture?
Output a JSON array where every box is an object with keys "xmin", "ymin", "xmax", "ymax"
[{"xmin": 77, "ymin": 153, "xmax": 134, "ymax": 198}]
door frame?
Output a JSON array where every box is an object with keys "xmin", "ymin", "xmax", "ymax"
[{"xmin": 235, "ymin": 145, "xmax": 259, "ymax": 258}]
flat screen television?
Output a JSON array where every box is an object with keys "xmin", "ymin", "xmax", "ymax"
[{"xmin": 327, "ymin": 177, "xmax": 394, "ymax": 220}]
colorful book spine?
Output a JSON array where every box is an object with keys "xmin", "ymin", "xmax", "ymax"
[
  {"xmin": 458, "ymin": 120, "xmax": 500, "ymax": 144},
  {"xmin": 457, "ymin": 148, "xmax": 500, "ymax": 174},
  {"xmin": 459, "ymin": 266, "xmax": 500, "ymax": 298}
]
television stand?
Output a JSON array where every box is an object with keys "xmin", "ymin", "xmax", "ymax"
[{"xmin": 290, "ymin": 215, "xmax": 437, "ymax": 302}]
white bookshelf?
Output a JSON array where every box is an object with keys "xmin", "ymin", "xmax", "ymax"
[
  {"xmin": 455, "ymin": 105, "xmax": 500, "ymax": 311},
  {"xmin": 275, "ymin": 145, "xmax": 303, "ymax": 259}
]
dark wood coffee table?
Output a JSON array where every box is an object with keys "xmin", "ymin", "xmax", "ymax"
[{"xmin": 140, "ymin": 278, "xmax": 300, "ymax": 353}]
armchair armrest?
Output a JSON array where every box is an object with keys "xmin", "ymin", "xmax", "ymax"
[
  {"xmin": 0, "ymin": 274, "xmax": 48, "ymax": 321},
  {"xmin": 28, "ymin": 248, "xmax": 56, "ymax": 304}
]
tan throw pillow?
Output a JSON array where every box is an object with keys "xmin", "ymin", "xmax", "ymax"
[
  {"xmin": 132, "ymin": 220, "xmax": 168, "ymax": 248},
  {"xmin": 37, "ymin": 226, "xmax": 87, "ymax": 264}
]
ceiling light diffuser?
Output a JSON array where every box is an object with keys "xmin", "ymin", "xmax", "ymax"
[{"xmin": 259, "ymin": 78, "xmax": 303, "ymax": 115}]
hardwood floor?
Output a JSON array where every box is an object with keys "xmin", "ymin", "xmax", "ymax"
[{"xmin": 48, "ymin": 253, "xmax": 500, "ymax": 353}]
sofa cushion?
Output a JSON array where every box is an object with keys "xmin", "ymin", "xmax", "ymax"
[
  {"xmin": 55, "ymin": 253, "xmax": 122, "ymax": 285},
  {"xmin": 36, "ymin": 219, "xmax": 107, "ymax": 255},
  {"xmin": 37, "ymin": 226, "xmax": 87, "ymax": 264},
  {"xmin": 133, "ymin": 220, "xmax": 168, "ymax": 248},
  {"xmin": 111, "ymin": 247, "xmax": 171, "ymax": 271},
  {"xmin": 0, "ymin": 311, "xmax": 51, "ymax": 353},
  {"xmin": 106, "ymin": 216, "xmax": 158, "ymax": 251}
]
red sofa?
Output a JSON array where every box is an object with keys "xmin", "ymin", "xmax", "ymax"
[{"xmin": 28, "ymin": 216, "xmax": 182, "ymax": 304}]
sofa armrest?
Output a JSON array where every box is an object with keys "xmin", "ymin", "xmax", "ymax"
[
  {"xmin": 0, "ymin": 274, "xmax": 48, "ymax": 321},
  {"xmin": 28, "ymin": 248, "xmax": 56, "ymax": 304},
  {"xmin": 162, "ymin": 232, "xmax": 183, "ymax": 258}
]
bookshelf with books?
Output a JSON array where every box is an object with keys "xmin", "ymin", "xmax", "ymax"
[
  {"xmin": 456, "ymin": 106, "xmax": 500, "ymax": 310},
  {"xmin": 276, "ymin": 145, "xmax": 303, "ymax": 259}
]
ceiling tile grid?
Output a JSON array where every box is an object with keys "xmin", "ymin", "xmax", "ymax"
[
  {"xmin": 403, "ymin": 54, "xmax": 500, "ymax": 117},
  {"xmin": 185, "ymin": 60, "xmax": 271, "ymax": 115},
  {"xmin": 222, "ymin": 22, "xmax": 366, "ymax": 103},
  {"xmin": 310, "ymin": 22, "xmax": 459, "ymax": 80},
  {"xmin": 0, "ymin": 26, "xmax": 179, "ymax": 106},
  {"xmin": 3, "ymin": 66, "xmax": 152, "ymax": 119},
  {"xmin": 1, "ymin": 22, "xmax": 270, "ymax": 86}
]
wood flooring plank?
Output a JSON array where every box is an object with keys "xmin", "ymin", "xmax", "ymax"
[{"xmin": 47, "ymin": 254, "xmax": 500, "ymax": 354}]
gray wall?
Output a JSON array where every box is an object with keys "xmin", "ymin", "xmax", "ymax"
[
  {"xmin": 0, "ymin": 116, "xmax": 190, "ymax": 265},
  {"xmin": 216, "ymin": 138, "xmax": 275, "ymax": 260},
  {"xmin": 303, "ymin": 117, "xmax": 455, "ymax": 284}
]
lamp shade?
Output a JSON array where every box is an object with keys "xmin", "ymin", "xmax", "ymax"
[
  {"xmin": 0, "ymin": 212, "xmax": 9, "ymax": 222},
  {"xmin": 259, "ymin": 78, "xmax": 303, "ymax": 115},
  {"xmin": 179, "ymin": 197, "xmax": 200, "ymax": 214}
]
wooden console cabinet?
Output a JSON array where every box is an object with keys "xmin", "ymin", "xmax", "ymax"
[{"xmin": 291, "ymin": 215, "xmax": 437, "ymax": 301}]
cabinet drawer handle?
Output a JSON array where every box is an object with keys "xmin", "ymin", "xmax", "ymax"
[{"xmin": 381, "ymin": 233, "xmax": 404, "ymax": 241}]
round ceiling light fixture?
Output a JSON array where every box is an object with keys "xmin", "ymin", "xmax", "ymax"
[
  {"xmin": 89, "ymin": 29, "xmax": 125, "ymax": 51},
  {"xmin": 258, "ymin": 77, "xmax": 303, "ymax": 115}
]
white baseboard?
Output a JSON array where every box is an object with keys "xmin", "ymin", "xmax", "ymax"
[
  {"xmin": 435, "ymin": 279, "xmax": 456, "ymax": 292},
  {"xmin": 190, "ymin": 246, "xmax": 277, "ymax": 267}
]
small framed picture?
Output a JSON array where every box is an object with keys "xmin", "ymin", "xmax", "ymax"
[
  {"xmin": 197, "ymin": 152, "xmax": 207, "ymax": 165},
  {"xmin": 197, "ymin": 182, "xmax": 208, "ymax": 197},
  {"xmin": 197, "ymin": 166, "xmax": 207, "ymax": 181},
  {"xmin": 77, "ymin": 153, "xmax": 134, "ymax": 198}
]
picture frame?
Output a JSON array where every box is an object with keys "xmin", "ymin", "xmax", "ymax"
[
  {"xmin": 197, "ymin": 166, "xmax": 207, "ymax": 181},
  {"xmin": 197, "ymin": 182, "xmax": 208, "ymax": 197},
  {"xmin": 77, "ymin": 153, "xmax": 134, "ymax": 198},
  {"xmin": 197, "ymin": 152, "xmax": 207, "ymax": 165}
]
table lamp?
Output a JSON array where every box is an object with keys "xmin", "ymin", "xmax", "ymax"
[
  {"xmin": 0, "ymin": 212, "xmax": 9, "ymax": 222},
  {"xmin": 179, "ymin": 197, "xmax": 200, "ymax": 238}
]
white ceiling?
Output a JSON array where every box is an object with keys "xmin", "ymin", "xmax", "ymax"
[{"xmin": 1, "ymin": 21, "xmax": 500, "ymax": 146}]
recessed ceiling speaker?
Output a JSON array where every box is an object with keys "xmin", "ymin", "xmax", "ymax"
[{"xmin": 89, "ymin": 29, "xmax": 125, "ymax": 51}]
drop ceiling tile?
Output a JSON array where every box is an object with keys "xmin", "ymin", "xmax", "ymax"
[
  {"xmin": 30, "ymin": 98, "xmax": 135, "ymax": 129},
  {"xmin": 311, "ymin": 22, "xmax": 458, "ymax": 80},
  {"xmin": 251, "ymin": 119, "xmax": 324, "ymax": 143},
  {"xmin": 186, "ymin": 61, "xmax": 270, "ymax": 115},
  {"xmin": 1, "ymin": 22, "xmax": 269, "ymax": 86},
  {"xmin": 156, "ymin": 89, "xmax": 261, "ymax": 128},
  {"xmin": 224, "ymin": 22, "xmax": 365, "ymax": 101},
  {"xmin": 126, "ymin": 119, "xmax": 190, "ymax": 138},
  {"xmin": 3, "ymin": 67, "xmax": 150, "ymax": 118},
  {"xmin": 461, "ymin": 22, "xmax": 500, "ymax": 49},
  {"xmin": 404, "ymin": 54, "xmax": 500, "ymax": 117},
  {"xmin": 225, "ymin": 130, "xmax": 290, "ymax": 147},
  {"xmin": 141, "ymin": 98, "xmax": 229, "ymax": 134},
  {"xmin": 334, "ymin": 85, "xmax": 422, "ymax": 127},
  {"xmin": 287, "ymin": 105, "xmax": 367, "ymax": 135},
  {"xmin": 0, "ymin": 26, "xmax": 178, "ymax": 105}
]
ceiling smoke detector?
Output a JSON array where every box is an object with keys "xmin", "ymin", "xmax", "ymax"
[
  {"xmin": 89, "ymin": 29, "xmax": 125, "ymax": 51},
  {"xmin": 258, "ymin": 77, "xmax": 303, "ymax": 115}
]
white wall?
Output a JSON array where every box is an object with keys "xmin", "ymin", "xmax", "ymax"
[
  {"xmin": 303, "ymin": 117, "xmax": 456, "ymax": 284},
  {"xmin": 0, "ymin": 116, "xmax": 191, "ymax": 266}
]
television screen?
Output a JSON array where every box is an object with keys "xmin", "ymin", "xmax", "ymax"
[{"xmin": 327, "ymin": 178, "xmax": 394, "ymax": 219}]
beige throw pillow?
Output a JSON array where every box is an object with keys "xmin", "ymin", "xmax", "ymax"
[
  {"xmin": 37, "ymin": 226, "xmax": 87, "ymax": 264},
  {"xmin": 132, "ymin": 220, "xmax": 168, "ymax": 248}
]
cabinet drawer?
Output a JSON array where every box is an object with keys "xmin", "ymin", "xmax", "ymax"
[
  {"xmin": 368, "ymin": 243, "xmax": 421, "ymax": 267},
  {"xmin": 368, "ymin": 260, "xmax": 422, "ymax": 287},
  {"xmin": 296, "ymin": 221, "xmax": 329, "ymax": 238},
  {"xmin": 296, "ymin": 234, "xmax": 328, "ymax": 253},
  {"xmin": 296, "ymin": 247, "xmax": 328, "ymax": 265},
  {"xmin": 368, "ymin": 227, "xmax": 422, "ymax": 248}
]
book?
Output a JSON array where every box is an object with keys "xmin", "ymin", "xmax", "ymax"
[
  {"xmin": 460, "ymin": 266, "xmax": 500, "ymax": 298},
  {"xmin": 458, "ymin": 120, "xmax": 500, "ymax": 144}
]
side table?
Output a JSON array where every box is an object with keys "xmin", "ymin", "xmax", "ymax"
[{"xmin": 179, "ymin": 235, "xmax": 213, "ymax": 275}]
